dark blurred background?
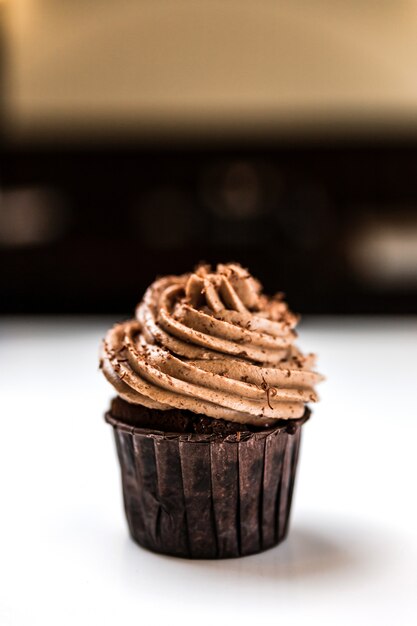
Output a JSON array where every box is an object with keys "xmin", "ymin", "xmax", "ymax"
[{"xmin": 2, "ymin": 1, "xmax": 417, "ymax": 315}]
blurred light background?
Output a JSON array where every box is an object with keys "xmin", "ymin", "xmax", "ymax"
[{"xmin": 1, "ymin": 0, "xmax": 417, "ymax": 314}]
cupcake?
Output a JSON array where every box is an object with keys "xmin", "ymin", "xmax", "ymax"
[{"xmin": 100, "ymin": 263, "xmax": 323, "ymax": 558}]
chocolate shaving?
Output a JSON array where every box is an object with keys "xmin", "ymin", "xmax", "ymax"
[{"xmin": 260, "ymin": 380, "xmax": 278, "ymax": 410}]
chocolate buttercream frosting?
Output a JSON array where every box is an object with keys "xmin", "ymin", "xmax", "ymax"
[{"xmin": 100, "ymin": 263, "xmax": 323, "ymax": 426}]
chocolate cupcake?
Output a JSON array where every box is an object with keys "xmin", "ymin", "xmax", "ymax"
[{"xmin": 100, "ymin": 263, "xmax": 323, "ymax": 558}]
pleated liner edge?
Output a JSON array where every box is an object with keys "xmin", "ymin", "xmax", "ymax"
[{"xmin": 105, "ymin": 412, "xmax": 303, "ymax": 559}]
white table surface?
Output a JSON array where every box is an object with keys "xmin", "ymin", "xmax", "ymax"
[{"xmin": 1, "ymin": 317, "xmax": 416, "ymax": 626}]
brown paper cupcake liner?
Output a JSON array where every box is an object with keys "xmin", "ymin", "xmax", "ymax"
[{"xmin": 106, "ymin": 409, "xmax": 304, "ymax": 559}]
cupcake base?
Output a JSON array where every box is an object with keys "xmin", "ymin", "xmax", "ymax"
[{"xmin": 106, "ymin": 398, "xmax": 308, "ymax": 559}]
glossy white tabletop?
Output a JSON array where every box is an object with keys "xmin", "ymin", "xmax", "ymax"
[{"xmin": 1, "ymin": 317, "xmax": 416, "ymax": 626}]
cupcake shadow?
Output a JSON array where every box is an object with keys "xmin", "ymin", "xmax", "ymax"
[
  {"xmin": 166, "ymin": 523, "xmax": 362, "ymax": 581},
  {"xmin": 122, "ymin": 523, "xmax": 363, "ymax": 582}
]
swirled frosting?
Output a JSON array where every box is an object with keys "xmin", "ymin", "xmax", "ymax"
[{"xmin": 100, "ymin": 263, "xmax": 323, "ymax": 426}]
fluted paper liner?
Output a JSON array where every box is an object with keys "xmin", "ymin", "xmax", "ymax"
[{"xmin": 106, "ymin": 411, "xmax": 303, "ymax": 559}]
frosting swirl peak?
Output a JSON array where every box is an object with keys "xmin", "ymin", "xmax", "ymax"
[{"xmin": 101, "ymin": 263, "xmax": 323, "ymax": 426}]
